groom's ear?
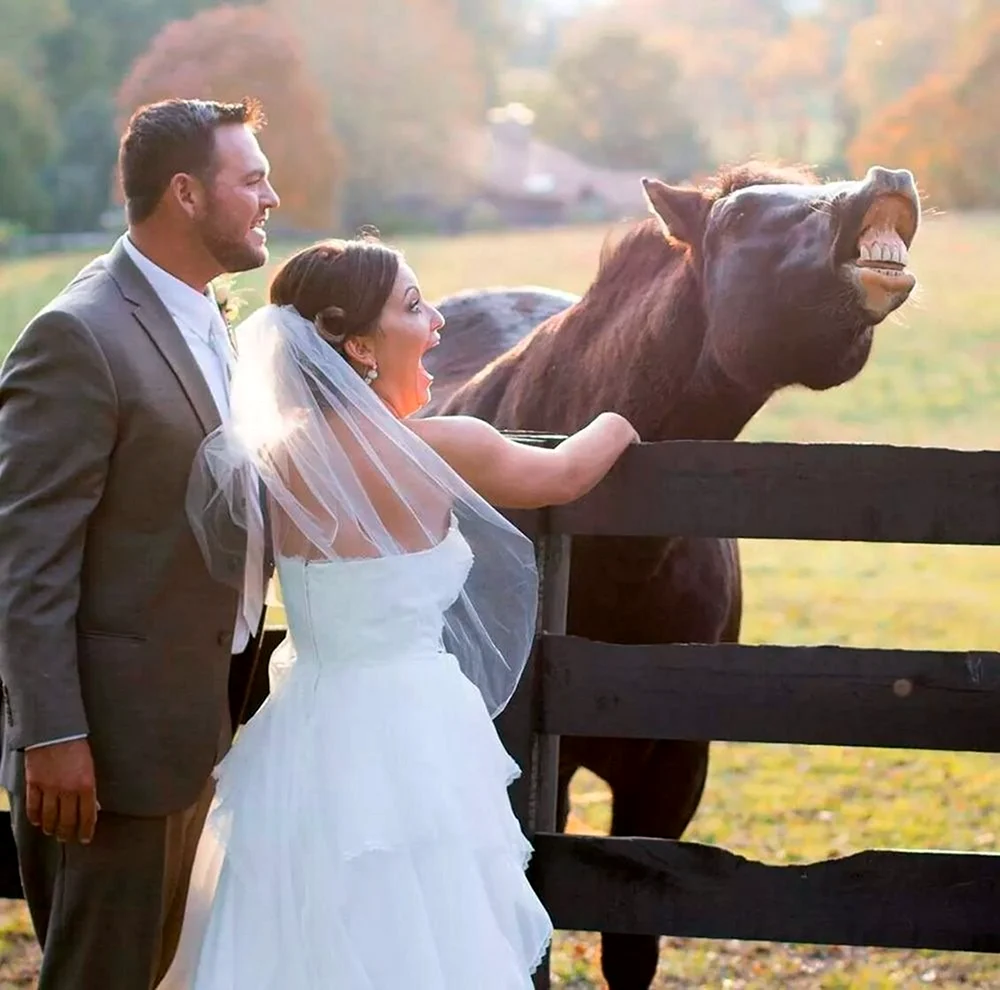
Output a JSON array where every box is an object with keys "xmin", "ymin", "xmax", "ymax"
[{"xmin": 170, "ymin": 172, "xmax": 208, "ymax": 220}]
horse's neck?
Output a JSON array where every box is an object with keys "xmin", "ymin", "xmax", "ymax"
[
  {"xmin": 649, "ymin": 349, "xmax": 771, "ymax": 441},
  {"xmin": 520, "ymin": 247, "xmax": 770, "ymax": 442},
  {"xmin": 547, "ymin": 271, "xmax": 704, "ymax": 430},
  {"xmin": 588, "ymin": 295, "xmax": 768, "ymax": 443},
  {"xmin": 594, "ymin": 307, "xmax": 770, "ymax": 441}
]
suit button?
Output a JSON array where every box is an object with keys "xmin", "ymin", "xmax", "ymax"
[{"xmin": 217, "ymin": 631, "xmax": 233, "ymax": 649}]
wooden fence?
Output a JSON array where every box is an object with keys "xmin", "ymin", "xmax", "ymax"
[{"xmin": 3, "ymin": 438, "xmax": 1000, "ymax": 980}]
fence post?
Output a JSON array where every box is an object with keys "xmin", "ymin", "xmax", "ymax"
[{"xmin": 530, "ymin": 524, "xmax": 571, "ymax": 990}]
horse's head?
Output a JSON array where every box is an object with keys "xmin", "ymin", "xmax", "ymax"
[{"xmin": 643, "ymin": 163, "xmax": 920, "ymax": 393}]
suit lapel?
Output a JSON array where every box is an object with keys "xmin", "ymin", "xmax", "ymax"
[{"xmin": 106, "ymin": 237, "xmax": 222, "ymax": 436}]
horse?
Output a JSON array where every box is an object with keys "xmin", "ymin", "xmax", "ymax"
[{"xmin": 420, "ymin": 161, "xmax": 921, "ymax": 989}]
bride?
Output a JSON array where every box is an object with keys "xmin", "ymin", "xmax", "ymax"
[{"xmin": 159, "ymin": 232, "xmax": 638, "ymax": 989}]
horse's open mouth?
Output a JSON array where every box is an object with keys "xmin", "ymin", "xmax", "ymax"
[{"xmin": 847, "ymin": 193, "xmax": 918, "ymax": 316}]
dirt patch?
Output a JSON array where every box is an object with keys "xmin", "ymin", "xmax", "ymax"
[{"xmin": 0, "ymin": 902, "xmax": 38, "ymax": 989}]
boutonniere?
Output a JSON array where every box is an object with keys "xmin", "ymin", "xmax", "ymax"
[{"xmin": 211, "ymin": 275, "xmax": 246, "ymax": 352}]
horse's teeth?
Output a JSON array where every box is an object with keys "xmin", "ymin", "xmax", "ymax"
[{"xmin": 858, "ymin": 232, "xmax": 908, "ymax": 267}]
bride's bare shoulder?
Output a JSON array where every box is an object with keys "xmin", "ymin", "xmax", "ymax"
[
  {"xmin": 408, "ymin": 415, "xmax": 494, "ymax": 445},
  {"xmin": 407, "ymin": 415, "xmax": 505, "ymax": 470}
]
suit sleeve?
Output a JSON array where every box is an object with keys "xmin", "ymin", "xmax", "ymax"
[{"xmin": 0, "ymin": 310, "xmax": 117, "ymax": 749}]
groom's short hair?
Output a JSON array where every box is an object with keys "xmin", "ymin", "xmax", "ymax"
[{"xmin": 118, "ymin": 97, "xmax": 267, "ymax": 224}]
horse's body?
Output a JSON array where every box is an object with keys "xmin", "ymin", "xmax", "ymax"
[{"xmin": 420, "ymin": 162, "xmax": 921, "ymax": 989}]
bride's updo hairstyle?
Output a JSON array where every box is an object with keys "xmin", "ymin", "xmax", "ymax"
[{"xmin": 268, "ymin": 227, "xmax": 401, "ymax": 363}]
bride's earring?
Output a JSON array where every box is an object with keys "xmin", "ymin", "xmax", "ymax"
[{"xmin": 363, "ymin": 363, "xmax": 379, "ymax": 386}]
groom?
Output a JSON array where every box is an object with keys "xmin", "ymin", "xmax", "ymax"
[{"xmin": 0, "ymin": 97, "xmax": 280, "ymax": 988}]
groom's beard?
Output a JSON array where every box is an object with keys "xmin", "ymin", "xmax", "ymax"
[{"xmin": 197, "ymin": 197, "xmax": 267, "ymax": 275}]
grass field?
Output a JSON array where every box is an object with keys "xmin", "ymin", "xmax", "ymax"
[{"xmin": 2, "ymin": 212, "xmax": 1000, "ymax": 988}]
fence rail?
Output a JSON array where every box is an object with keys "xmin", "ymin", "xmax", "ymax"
[
  {"xmin": 532, "ymin": 835, "xmax": 1000, "ymax": 953},
  {"xmin": 540, "ymin": 637, "xmax": 1000, "ymax": 751},
  {"xmin": 547, "ymin": 440, "xmax": 1000, "ymax": 544}
]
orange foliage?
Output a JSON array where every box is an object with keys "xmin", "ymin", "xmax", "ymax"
[
  {"xmin": 116, "ymin": 4, "xmax": 342, "ymax": 230},
  {"xmin": 271, "ymin": 0, "xmax": 484, "ymax": 219},
  {"xmin": 848, "ymin": 10, "xmax": 1000, "ymax": 209}
]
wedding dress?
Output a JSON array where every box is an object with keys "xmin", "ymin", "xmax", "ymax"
[{"xmin": 159, "ymin": 513, "xmax": 553, "ymax": 989}]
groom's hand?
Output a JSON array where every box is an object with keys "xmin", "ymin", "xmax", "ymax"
[{"xmin": 24, "ymin": 738, "xmax": 98, "ymax": 844}]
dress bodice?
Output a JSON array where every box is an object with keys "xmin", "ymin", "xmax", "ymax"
[{"xmin": 274, "ymin": 516, "xmax": 473, "ymax": 667}]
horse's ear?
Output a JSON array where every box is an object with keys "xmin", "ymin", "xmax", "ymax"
[{"xmin": 642, "ymin": 178, "xmax": 712, "ymax": 247}]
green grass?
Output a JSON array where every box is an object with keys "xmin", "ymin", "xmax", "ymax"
[{"xmin": 3, "ymin": 213, "xmax": 1000, "ymax": 987}]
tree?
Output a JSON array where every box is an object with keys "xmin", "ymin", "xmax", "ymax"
[
  {"xmin": 0, "ymin": 59, "xmax": 59, "ymax": 227},
  {"xmin": 272, "ymin": 0, "xmax": 484, "ymax": 228},
  {"xmin": 532, "ymin": 28, "xmax": 708, "ymax": 179},
  {"xmin": 563, "ymin": 1, "xmax": 782, "ymax": 161},
  {"xmin": 749, "ymin": 17, "xmax": 833, "ymax": 161},
  {"xmin": 117, "ymin": 4, "xmax": 342, "ymax": 230},
  {"xmin": 848, "ymin": 8, "xmax": 1000, "ymax": 208},
  {"xmin": 441, "ymin": 0, "xmax": 510, "ymax": 105},
  {"xmin": 0, "ymin": 1, "xmax": 66, "ymax": 229},
  {"xmin": 36, "ymin": 0, "xmax": 257, "ymax": 231},
  {"xmin": 842, "ymin": 0, "xmax": 962, "ymax": 123},
  {"xmin": 0, "ymin": 0, "xmax": 68, "ymax": 67}
]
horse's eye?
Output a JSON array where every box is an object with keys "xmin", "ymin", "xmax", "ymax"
[{"xmin": 723, "ymin": 208, "xmax": 747, "ymax": 229}]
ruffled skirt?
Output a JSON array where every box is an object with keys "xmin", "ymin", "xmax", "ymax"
[{"xmin": 157, "ymin": 640, "xmax": 552, "ymax": 989}]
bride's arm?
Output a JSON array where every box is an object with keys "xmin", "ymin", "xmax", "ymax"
[{"xmin": 411, "ymin": 413, "xmax": 638, "ymax": 509}]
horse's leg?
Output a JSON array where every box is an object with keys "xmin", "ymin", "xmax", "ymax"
[
  {"xmin": 563, "ymin": 536, "xmax": 741, "ymax": 990},
  {"xmin": 600, "ymin": 739, "xmax": 710, "ymax": 990}
]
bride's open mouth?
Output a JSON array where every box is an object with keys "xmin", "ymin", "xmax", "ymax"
[{"xmin": 420, "ymin": 334, "xmax": 441, "ymax": 383}]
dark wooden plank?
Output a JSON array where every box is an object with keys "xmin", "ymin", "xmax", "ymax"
[
  {"xmin": 533, "ymin": 834, "xmax": 1000, "ymax": 952},
  {"xmin": 0, "ymin": 810, "xmax": 22, "ymax": 899},
  {"xmin": 493, "ymin": 648, "xmax": 539, "ymax": 834},
  {"xmin": 550, "ymin": 441, "xmax": 1000, "ymax": 544},
  {"xmin": 494, "ymin": 511, "xmax": 551, "ymax": 834},
  {"xmin": 529, "ymin": 535, "xmax": 570, "ymax": 836},
  {"xmin": 500, "ymin": 507, "xmax": 542, "ymax": 539},
  {"xmin": 541, "ymin": 637, "xmax": 1000, "ymax": 752}
]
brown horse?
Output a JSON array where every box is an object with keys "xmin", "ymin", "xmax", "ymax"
[{"xmin": 420, "ymin": 161, "xmax": 921, "ymax": 989}]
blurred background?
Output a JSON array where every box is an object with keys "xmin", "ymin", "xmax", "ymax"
[{"xmin": 1, "ymin": 0, "xmax": 998, "ymax": 248}]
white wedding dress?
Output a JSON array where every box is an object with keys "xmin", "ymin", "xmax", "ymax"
[{"xmin": 159, "ymin": 515, "xmax": 552, "ymax": 989}]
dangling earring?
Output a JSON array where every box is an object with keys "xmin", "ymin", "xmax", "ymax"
[{"xmin": 363, "ymin": 364, "xmax": 379, "ymax": 386}]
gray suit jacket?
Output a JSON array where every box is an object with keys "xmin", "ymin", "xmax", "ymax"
[{"xmin": 0, "ymin": 237, "xmax": 245, "ymax": 817}]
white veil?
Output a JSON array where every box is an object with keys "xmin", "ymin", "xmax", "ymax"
[{"xmin": 185, "ymin": 303, "xmax": 539, "ymax": 717}]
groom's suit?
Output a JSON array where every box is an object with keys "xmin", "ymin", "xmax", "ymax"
[{"xmin": 0, "ymin": 236, "xmax": 268, "ymax": 989}]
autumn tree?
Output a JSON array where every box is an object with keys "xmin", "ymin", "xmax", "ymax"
[
  {"xmin": 117, "ymin": 4, "xmax": 342, "ymax": 230},
  {"xmin": 848, "ymin": 8, "xmax": 1000, "ymax": 208},
  {"xmin": 271, "ymin": 0, "xmax": 484, "ymax": 227},
  {"xmin": 533, "ymin": 28, "xmax": 709, "ymax": 180},
  {"xmin": 563, "ymin": 1, "xmax": 780, "ymax": 161},
  {"xmin": 842, "ymin": 0, "xmax": 963, "ymax": 123},
  {"xmin": 749, "ymin": 17, "xmax": 833, "ymax": 161}
]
